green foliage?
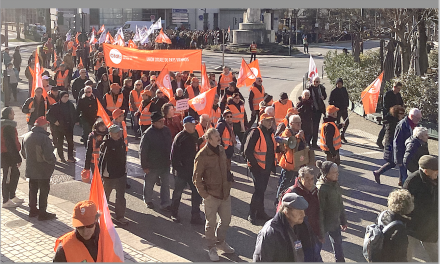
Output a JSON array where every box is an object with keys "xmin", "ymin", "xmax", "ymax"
[{"xmin": 428, "ymin": 49, "xmax": 438, "ymax": 69}]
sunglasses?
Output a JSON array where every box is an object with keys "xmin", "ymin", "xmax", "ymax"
[{"xmin": 77, "ymin": 222, "xmax": 96, "ymax": 230}]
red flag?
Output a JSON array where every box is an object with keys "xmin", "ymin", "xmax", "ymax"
[
  {"xmin": 128, "ymin": 39, "xmax": 137, "ymax": 49},
  {"xmin": 31, "ymin": 49, "xmax": 47, "ymax": 98},
  {"xmin": 245, "ymin": 59, "xmax": 262, "ymax": 86},
  {"xmin": 97, "ymin": 24, "xmax": 105, "ymax": 35},
  {"xmin": 156, "ymin": 66, "xmax": 173, "ymax": 99},
  {"xmin": 200, "ymin": 63, "xmax": 210, "ymax": 93},
  {"xmin": 96, "ymin": 99, "xmax": 112, "ymax": 127},
  {"xmin": 361, "ymin": 71, "xmax": 384, "ymax": 115},
  {"xmin": 79, "ymin": 57, "xmax": 83, "ymax": 66},
  {"xmin": 155, "ymin": 28, "xmax": 172, "ymax": 44},
  {"xmin": 89, "ymin": 154, "xmax": 124, "ymax": 262},
  {"xmin": 188, "ymin": 87, "xmax": 217, "ymax": 116}
]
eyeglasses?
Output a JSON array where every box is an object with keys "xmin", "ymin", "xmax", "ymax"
[{"xmin": 77, "ymin": 222, "xmax": 96, "ymax": 230}]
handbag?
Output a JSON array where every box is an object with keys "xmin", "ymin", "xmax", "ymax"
[{"xmin": 293, "ymin": 139, "xmax": 316, "ymax": 169}]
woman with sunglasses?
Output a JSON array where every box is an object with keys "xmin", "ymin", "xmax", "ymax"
[{"xmin": 306, "ymin": 76, "xmax": 327, "ymax": 149}]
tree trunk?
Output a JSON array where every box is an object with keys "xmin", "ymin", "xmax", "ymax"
[
  {"xmin": 353, "ymin": 33, "xmax": 360, "ymax": 63},
  {"xmin": 418, "ymin": 14, "xmax": 428, "ymax": 74},
  {"xmin": 401, "ymin": 41, "xmax": 411, "ymax": 74},
  {"xmin": 15, "ymin": 9, "xmax": 21, "ymax": 39}
]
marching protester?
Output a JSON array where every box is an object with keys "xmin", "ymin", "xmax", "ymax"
[
  {"xmin": 320, "ymin": 105, "xmax": 343, "ymax": 165},
  {"xmin": 296, "ymin": 90, "xmax": 314, "ymax": 146},
  {"xmin": 403, "ymin": 127, "xmax": 430, "ymax": 174},
  {"xmin": 248, "ymin": 77, "xmax": 265, "ymax": 126},
  {"xmin": 163, "ymin": 103, "xmax": 183, "ymax": 139},
  {"xmin": 72, "ymin": 69, "xmax": 90, "ymax": 102},
  {"xmin": 140, "ymin": 74, "xmax": 150, "ymax": 88},
  {"xmin": 307, "ymin": 76, "xmax": 327, "ymax": 149},
  {"xmin": 97, "ymin": 73, "xmax": 110, "ymax": 96},
  {"xmin": 274, "ymin": 107, "xmax": 298, "ymax": 137},
  {"xmin": 1, "ymin": 107, "xmax": 24, "ymax": 208},
  {"xmin": 109, "ymin": 68, "xmax": 122, "ymax": 86},
  {"xmin": 71, "ymin": 63, "xmax": 90, "ymax": 80},
  {"xmin": 193, "ymin": 128, "xmax": 235, "ymax": 261},
  {"xmin": 76, "ymin": 86, "xmax": 98, "ymax": 145},
  {"xmin": 259, "ymin": 94, "xmax": 273, "ymax": 116},
  {"xmin": 226, "ymin": 92, "xmax": 247, "ymax": 145},
  {"xmin": 217, "ymin": 66, "xmax": 236, "ymax": 97},
  {"xmin": 137, "ymin": 90, "xmax": 153, "ymax": 133},
  {"xmin": 210, "ymin": 94, "xmax": 221, "ymax": 126},
  {"xmin": 273, "ymin": 92, "xmax": 294, "ymax": 127},
  {"xmin": 102, "ymin": 83, "xmax": 126, "ymax": 117},
  {"xmin": 171, "ymin": 72, "xmax": 185, "ymax": 94},
  {"xmin": 328, "ymin": 78, "xmax": 349, "ymax": 143},
  {"xmin": 21, "ymin": 116, "xmax": 57, "ymax": 220},
  {"xmin": 129, "ymin": 80, "xmax": 144, "ymax": 138},
  {"xmin": 149, "ymin": 89, "xmax": 169, "ymax": 115},
  {"xmin": 145, "ymin": 75, "xmax": 159, "ymax": 95},
  {"xmin": 54, "ymin": 64, "xmax": 71, "ymax": 91},
  {"xmin": 121, "ymin": 78, "xmax": 134, "ymax": 119},
  {"xmin": 220, "ymin": 81, "xmax": 244, "ymax": 112},
  {"xmin": 216, "ymin": 110, "xmax": 236, "ymax": 180},
  {"xmin": 195, "ymin": 114, "xmax": 213, "ymax": 149},
  {"xmin": 84, "ymin": 120, "xmax": 108, "ymax": 174},
  {"xmin": 22, "ymin": 87, "xmax": 49, "ymax": 131}
]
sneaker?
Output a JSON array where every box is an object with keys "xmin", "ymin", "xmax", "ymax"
[
  {"xmin": 208, "ymin": 247, "xmax": 220, "ymax": 262},
  {"xmin": 146, "ymin": 202, "xmax": 155, "ymax": 209},
  {"xmin": 373, "ymin": 171, "xmax": 381, "ymax": 184},
  {"xmin": 190, "ymin": 215, "xmax": 205, "ymax": 225},
  {"xmin": 11, "ymin": 197, "xmax": 24, "ymax": 204},
  {"xmin": 38, "ymin": 212, "xmax": 57, "ymax": 221},
  {"xmin": 115, "ymin": 217, "xmax": 129, "ymax": 226},
  {"xmin": 2, "ymin": 200, "xmax": 18, "ymax": 208},
  {"xmin": 160, "ymin": 205, "xmax": 171, "ymax": 212},
  {"xmin": 216, "ymin": 241, "xmax": 235, "ymax": 254},
  {"xmin": 29, "ymin": 209, "xmax": 39, "ymax": 217},
  {"xmin": 171, "ymin": 214, "xmax": 181, "ymax": 223}
]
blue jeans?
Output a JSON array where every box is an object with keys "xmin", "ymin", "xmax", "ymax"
[
  {"xmin": 170, "ymin": 175, "xmax": 202, "ymax": 216},
  {"xmin": 399, "ymin": 164, "xmax": 408, "ymax": 184},
  {"xmin": 143, "ymin": 167, "xmax": 171, "ymax": 207},
  {"xmin": 276, "ymin": 169, "xmax": 298, "ymax": 203},
  {"xmin": 328, "ymin": 228, "xmax": 345, "ymax": 262}
]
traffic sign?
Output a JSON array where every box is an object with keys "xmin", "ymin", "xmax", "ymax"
[
  {"xmin": 172, "ymin": 9, "xmax": 188, "ymax": 13},
  {"xmin": 199, "ymin": 15, "xmax": 204, "ymax": 21}
]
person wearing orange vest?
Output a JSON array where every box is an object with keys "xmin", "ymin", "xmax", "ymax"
[
  {"xmin": 217, "ymin": 66, "xmax": 236, "ymax": 97},
  {"xmin": 320, "ymin": 105, "xmax": 343, "ymax": 165},
  {"xmin": 195, "ymin": 114, "xmax": 213, "ymax": 150},
  {"xmin": 185, "ymin": 77, "xmax": 202, "ymax": 120},
  {"xmin": 248, "ymin": 77, "xmax": 265, "ymax": 126},
  {"xmin": 249, "ymin": 41, "xmax": 257, "ymax": 63},
  {"xmin": 259, "ymin": 94, "xmax": 274, "ymax": 116},
  {"xmin": 275, "ymin": 107, "xmax": 299, "ymax": 137},
  {"xmin": 111, "ymin": 109, "xmax": 131, "ymax": 190},
  {"xmin": 210, "ymin": 94, "xmax": 221, "ymax": 126},
  {"xmin": 72, "ymin": 44, "xmax": 78, "ymax": 67},
  {"xmin": 137, "ymin": 89, "xmax": 153, "ymax": 133},
  {"xmin": 54, "ymin": 64, "xmax": 71, "ymax": 91},
  {"xmin": 273, "ymin": 92, "xmax": 294, "ymax": 127},
  {"xmin": 226, "ymin": 92, "xmax": 247, "ymax": 145},
  {"xmin": 84, "ymin": 120, "xmax": 108, "ymax": 173},
  {"xmin": 102, "ymin": 83, "xmax": 125, "ymax": 117},
  {"xmin": 21, "ymin": 87, "xmax": 48, "ymax": 131},
  {"xmin": 47, "ymin": 86, "xmax": 60, "ymax": 108},
  {"xmin": 130, "ymin": 80, "xmax": 144, "ymax": 138},
  {"xmin": 216, "ymin": 109, "xmax": 236, "ymax": 182},
  {"xmin": 244, "ymin": 113, "xmax": 276, "ymax": 224},
  {"xmin": 220, "ymin": 81, "xmax": 244, "ymax": 112},
  {"xmin": 53, "ymin": 200, "xmax": 100, "ymax": 262}
]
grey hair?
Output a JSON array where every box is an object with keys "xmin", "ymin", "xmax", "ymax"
[
  {"xmin": 200, "ymin": 114, "xmax": 210, "ymax": 122},
  {"xmin": 413, "ymin": 127, "xmax": 428, "ymax": 138},
  {"xmin": 176, "ymin": 88, "xmax": 184, "ymax": 94},
  {"xmin": 301, "ymin": 90, "xmax": 310, "ymax": 97},
  {"xmin": 289, "ymin": 114, "xmax": 301, "ymax": 124},
  {"xmin": 298, "ymin": 166, "xmax": 315, "ymax": 179},
  {"xmin": 409, "ymin": 108, "xmax": 421, "ymax": 117},
  {"xmin": 265, "ymin": 106, "xmax": 275, "ymax": 116},
  {"xmin": 205, "ymin": 127, "xmax": 219, "ymax": 140},
  {"xmin": 387, "ymin": 189, "xmax": 414, "ymax": 215},
  {"xmin": 313, "ymin": 76, "xmax": 320, "ymax": 83}
]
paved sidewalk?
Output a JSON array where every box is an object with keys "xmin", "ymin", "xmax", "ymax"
[{"xmin": 1, "ymin": 179, "xmax": 189, "ymax": 263}]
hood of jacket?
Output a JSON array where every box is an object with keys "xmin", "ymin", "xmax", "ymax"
[
  {"xmin": 383, "ymin": 114, "xmax": 399, "ymax": 125},
  {"xmin": 316, "ymin": 175, "xmax": 338, "ymax": 189},
  {"xmin": 1, "ymin": 119, "xmax": 17, "ymax": 128}
]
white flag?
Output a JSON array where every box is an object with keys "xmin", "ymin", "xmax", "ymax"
[
  {"xmin": 114, "ymin": 27, "xmax": 124, "ymax": 40},
  {"xmin": 98, "ymin": 30, "xmax": 106, "ymax": 44},
  {"xmin": 151, "ymin": 17, "xmax": 162, "ymax": 30},
  {"xmin": 90, "ymin": 31, "xmax": 96, "ymax": 44},
  {"xmin": 140, "ymin": 28, "xmax": 154, "ymax": 44},
  {"xmin": 66, "ymin": 29, "xmax": 71, "ymax": 42},
  {"xmin": 133, "ymin": 25, "xmax": 140, "ymax": 41},
  {"xmin": 308, "ymin": 55, "xmax": 318, "ymax": 83}
]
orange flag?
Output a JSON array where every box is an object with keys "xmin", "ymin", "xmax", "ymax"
[
  {"xmin": 128, "ymin": 39, "xmax": 137, "ymax": 49},
  {"xmin": 237, "ymin": 58, "xmax": 252, "ymax": 88},
  {"xmin": 361, "ymin": 71, "xmax": 384, "ymax": 115},
  {"xmin": 89, "ymin": 154, "xmax": 124, "ymax": 262},
  {"xmin": 245, "ymin": 59, "xmax": 262, "ymax": 86},
  {"xmin": 188, "ymin": 87, "xmax": 217, "ymax": 115},
  {"xmin": 31, "ymin": 49, "xmax": 48, "ymax": 98},
  {"xmin": 200, "ymin": 63, "xmax": 210, "ymax": 93},
  {"xmin": 117, "ymin": 35, "xmax": 125, "ymax": 47},
  {"xmin": 53, "ymin": 51, "xmax": 57, "ymax": 66},
  {"xmin": 155, "ymin": 28, "xmax": 172, "ymax": 44},
  {"xmin": 96, "ymin": 99, "xmax": 112, "ymax": 127},
  {"xmin": 97, "ymin": 24, "xmax": 105, "ymax": 35},
  {"xmin": 156, "ymin": 66, "xmax": 173, "ymax": 99},
  {"xmin": 79, "ymin": 57, "xmax": 83, "ymax": 66},
  {"xmin": 105, "ymin": 32, "xmax": 114, "ymax": 44},
  {"xmin": 75, "ymin": 32, "xmax": 80, "ymax": 45}
]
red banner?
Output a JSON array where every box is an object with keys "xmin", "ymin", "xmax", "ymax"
[
  {"xmin": 361, "ymin": 71, "xmax": 384, "ymax": 115},
  {"xmin": 102, "ymin": 43, "xmax": 202, "ymax": 71}
]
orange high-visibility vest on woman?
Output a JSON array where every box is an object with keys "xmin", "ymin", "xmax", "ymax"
[
  {"xmin": 219, "ymin": 72, "xmax": 233, "ymax": 91},
  {"xmin": 320, "ymin": 122, "xmax": 342, "ymax": 152},
  {"xmin": 250, "ymin": 85, "xmax": 265, "ymax": 111},
  {"xmin": 227, "ymin": 103, "xmax": 245, "ymax": 124},
  {"xmin": 54, "ymin": 231, "xmax": 95, "ymax": 262},
  {"xmin": 221, "ymin": 126, "xmax": 233, "ymax": 150},
  {"xmin": 249, "ymin": 127, "xmax": 276, "ymax": 170},
  {"xmin": 210, "ymin": 107, "xmax": 221, "ymax": 126},
  {"xmin": 278, "ymin": 128, "xmax": 303, "ymax": 171},
  {"xmin": 273, "ymin": 100, "xmax": 292, "ymax": 126},
  {"xmin": 129, "ymin": 90, "xmax": 142, "ymax": 112},
  {"xmin": 105, "ymin": 93, "xmax": 123, "ymax": 112},
  {"xmin": 56, "ymin": 70, "xmax": 69, "ymax": 87},
  {"xmin": 139, "ymin": 103, "xmax": 152, "ymax": 126}
]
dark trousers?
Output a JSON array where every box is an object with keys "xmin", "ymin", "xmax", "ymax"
[
  {"xmin": 232, "ymin": 122, "xmax": 245, "ymax": 145},
  {"xmin": 311, "ymin": 111, "xmax": 322, "ymax": 146},
  {"xmin": 170, "ymin": 175, "xmax": 202, "ymax": 217},
  {"xmin": 325, "ymin": 150, "xmax": 341, "ymax": 165},
  {"xmin": 72, "ymin": 56, "xmax": 77, "ymax": 67},
  {"xmin": 377, "ymin": 125, "xmax": 386, "ymax": 145},
  {"xmin": 376, "ymin": 162, "xmax": 396, "ymax": 176},
  {"xmin": 28, "ymin": 81, "xmax": 33, "ymax": 98},
  {"xmin": 84, "ymin": 56, "xmax": 90, "ymax": 71},
  {"xmin": 80, "ymin": 118, "xmax": 93, "ymax": 145},
  {"xmin": 328, "ymin": 228, "xmax": 345, "ymax": 262},
  {"xmin": 130, "ymin": 111, "xmax": 140, "ymax": 136},
  {"xmin": 8, "ymin": 83, "xmax": 18, "ymax": 101},
  {"xmin": 250, "ymin": 167, "xmax": 271, "ymax": 214},
  {"xmin": 276, "ymin": 169, "xmax": 298, "ymax": 204},
  {"xmin": 29, "ymin": 179, "xmax": 50, "ymax": 214},
  {"xmin": 2, "ymin": 165, "xmax": 20, "ymax": 203},
  {"xmin": 53, "ymin": 127, "xmax": 74, "ymax": 159},
  {"xmin": 248, "ymin": 111, "xmax": 260, "ymax": 127},
  {"xmin": 336, "ymin": 108, "xmax": 349, "ymax": 138},
  {"xmin": 399, "ymin": 165, "xmax": 408, "ymax": 184},
  {"xmin": 103, "ymin": 175, "xmax": 127, "ymax": 219},
  {"xmin": 304, "ymin": 44, "xmax": 309, "ymax": 53},
  {"xmin": 56, "ymin": 47, "xmax": 63, "ymax": 57},
  {"xmin": 250, "ymin": 53, "xmax": 256, "ymax": 63}
]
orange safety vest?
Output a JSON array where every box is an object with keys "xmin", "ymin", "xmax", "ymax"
[
  {"xmin": 54, "ymin": 231, "xmax": 95, "ymax": 262},
  {"xmin": 47, "ymin": 95, "xmax": 57, "ymax": 106},
  {"xmin": 227, "ymin": 104, "xmax": 245, "ymax": 124},
  {"xmin": 105, "ymin": 93, "xmax": 123, "ymax": 112},
  {"xmin": 210, "ymin": 107, "xmax": 221, "ymax": 126},
  {"xmin": 250, "ymin": 44, "xmax": 257, "ymax": 53},
  {"xmin": 185, "ymin": 85, "xmax": 198, "ymax": 99},
  {"xmin": 273, "ymin": 100, "xmax": 292, "ymax": 126},
  {"xmin": 278, "ymin": 128, "xmax": 302, "ymax": 171},
  {"xmin": 320, "ymin": 122, "xmax": 341, "ymax": 152},
  {"xmin": 249, "ymin": 85, "xmax": 265, "ymax": 111},
  {"xmin": 219, "ymin": 72, "xmax": 233, "ymax": 91},
  {"xmin": 72, "ymin": 45, "xmax": 77, "ymax": 56},
  {"xmin": 139, "ymin": 103, "xmax": 152, "ymax": 126},
  {"xmin": 129, "ymin": 90, "xmax": 142, "ymax": 112},
  {"xmin": 94, "ymin": 60, "xmax": 102, "ymax": 71},
  {"xmin": 195, "ymin": 123, "xmax": 213, "ymax": 149},
  {"xmin": 26, "ymin": 99, "xmax": 47, "ymax": 124},
  {"xmin": 1, "ymin": 126, "xmax": 21, "ymax": 153},
  {"xmin": 56, "ymin": 70, "xmax": 69, "ymax": 87},
  {"xmin": 67, "ymin": 41, "xmax": 74, "ymax": 51},
  {"xmin": 221, "ymin": 125, "xmax": 233, "ymax": 150},
  {"xmin": 250, "ymin": 127, "xmax": 276, "ymax": 170}
]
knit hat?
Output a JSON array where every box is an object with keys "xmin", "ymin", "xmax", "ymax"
[
  {"xmin": 1, "ymin": 107, "xmax": 13, "ymax": 119},
  {"xmin": 151, "ymin": 111, "xmax": 164, "ymax": 123},
  {"xmin": 59, "ymin": 91, "xmax": 69, "ymax": 98},
  {"xmin": 316, "ymin": 160, "xmax": 335, "ymax": 177},
  {"xmin": 280, "ymin": 92, "xmax": 288, "ymax": 100},
  {"xmin": 108, "ymin": 124, "xmax": 121, "ymax": 134},
  {"xmin": 336, "ymin": 78, "xmax": 343, "ymax": 85},
  {"xmin": 72, "ymin": 200, "xmax": 98, "ymax": 228},
  {"xmin": 34, "ymin": 116, "xmax": 50, "ymax": 127},
  {"xmin": 419, "ymin": 155, "xmax": 438, "ymax": 171}
]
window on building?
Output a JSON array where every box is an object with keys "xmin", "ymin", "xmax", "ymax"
[
  {"xmin": 90, "ymin": 9, "xmax": 99, "ymax": 25},
  {"xmin": 214, "ymin": 13, "xmax": 218, "ymax": 29}
]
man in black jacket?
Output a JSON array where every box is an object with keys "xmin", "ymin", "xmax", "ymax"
[
  {"xmin": 171, "ymin": 72, "xmax": 185, "ymax": 95},
  {"xmin": 139, "ymin": 112, "xmax": 173, "ymax": 210},
  {"xmin": 307, "ymin": 76, "xmax": 327, "ymax": 149},
  {"xmin": 22, "ymin": 87, "xmax": 49, "ymax": 131},
  {"xmin": 46, "ymin": 91, "xmax": 78, "ymax": 162},
  {"xmin": 328, "ymin": 78, "xmax": 349, "ymax": 143},
  {"xmin": 72, "ymin": 69, "xmax": 90, "ymax": 102},
  {"xmin": 77, "ymin": 86, "xmax": 98, "ymax": 145},
  {"xmin": 98, "ymin": 125, "xmax": 128, "ymax": 226},
  {"xmin": 404, "ymin": 155, "xmax": 438, "ymax": 262},
  {"xmin": 170, "ymin": 116, "xmax": 203, "ymax": 224}
]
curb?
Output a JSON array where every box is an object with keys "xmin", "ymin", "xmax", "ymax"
[
  {"xmin": 15, "ymin": 178, "xmax": 190, "ymax": 263},
  {"xmin": 290, "ymin": 82, "xmax": 304, "ymax": 102},
  {"xmin": 2, "ymin": 42, "xmax": 42, "ymax": 51}
]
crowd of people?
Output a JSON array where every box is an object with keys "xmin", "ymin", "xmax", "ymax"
[{"xmin": 1, "ymin": 33, "xmax": 438, "ymax": 262}]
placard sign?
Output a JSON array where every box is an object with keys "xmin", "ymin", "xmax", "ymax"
[{"xmin": 176, "ymin": 99, "xmax": 189, "ymax": 111}]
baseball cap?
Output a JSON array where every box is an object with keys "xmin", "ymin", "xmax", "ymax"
[
  {"xmin": 326, "ymin": 105, "xmax": 339, "ymax": 114},
  {"xmin": 34, "ymin": 116, "xmax": 49, "ymax": 127},
  {"xmin": 419, "ymin": 155, "xmax": 438, "ymax": 171},
  {"xmin": 108, "ymin": 124, "xmax": 122, "ymax": 134},
  {"xmin": 287, "ymin": 107, "xmax": 299, "ymax": 115},
  {"xmin": 183, "ymin": 116, "xmax": 196, "ymax": 124},
  {"xmin": 42, "ymin": 75, "xmax": 50, "ymax": 80},
  {"xmin": 260, "ymin": 113, "xmax": 274, "ymax": 121},
  {"xmin": 141, "ymin": 90, "xmax": 152, "ymax": 97},
  {"xmin": 282, "ymin": 193, "xmax": 309, "ymax": 210},
  {"xmin": 112, "ymin": 109, "xmax": 125, "ymax": 119},
  {"xmin": 223, "ymin": 109, "xmax": 232, "ymax": 117},
  {"xmin": 72, "ymin": 200, "xmax": 98, "ymax": 228}
]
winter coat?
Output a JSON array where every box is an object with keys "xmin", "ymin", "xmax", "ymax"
[
  {"xmin": 84, "ymin": 132, "xmax": 105, "ymax": 170},
  {"xmin": 193, "ymin": 143, "xmax": 231, "ymax": 200},
  {"xmin": 253, "ymin": 211, "xmax": 318, "ymax": 262},
  {"xmin": 22, "ymin": 97, "xmax": 49, "ymax": 125},
  {"xmin": 71, "ymin": 76, "xmax": 90, "ymax": 100},
  {"xmin": 97, "ymin": 79, "xmax": 110, "ymax": 97},
  {"xmin": 6, "ymin": 68, "xmax": 19, "ymax": 84},
  {"xmin": 296, "ymin": 96, "xmax": 313, "ymax": 134},
  {"xmin": 63, "ymin": 53, "xmax": 74, "ymax": 70},
  {"xmin": 393, "ymin": 116, "xmax": 414, "ymax": 165},
  {"xmin": 46, "ymin": 100, "xmax": 78, "ymax": 131},
  {"xmin": 403, "ymin": 136, "xmax": 429, "ymax": 173},
  {"xmin": 1, "ymin": 119, "xmax": 22, "ymax": 167},
  {"xmin": 377, "ymin": 210, "xmax": 410, "ymax": 262},
  {"xmin": 13, "ymin": 51, "xmax": 22, "ymax": 69},
  {"xmin": 328, "ymin": 86, "xmax": 349, "ymax": 110},
  {"xmin": 316, "ymin": 176, "xmax": 347, "ymax": 237},
  {"xmin": 307, "ymin": 84, "xmax": 327, "ymax": 114},
  {"xmin": 164, "ymin": 116, "xmax": 183, "ymax": 139},
  {"xmin": 76, "ymin": 94, "xmax": 98, "ymax": 126},
  {"xmin": 171, "ymin": 79, "xmax": 185, "ymax": 94},
  {"xmin": 21, "ymin": 126, "xmax": 56, "ymax": 179},
  {"xmin": 403, "ymin": 169, "xmax": 438, "ymax": 242},
  {"xmin": 171, "ymin": 130, "xmax": 198, "ymax": 180},
  {"xmin": 2, "ymin": 51, "xmax": 12, "ymax": 66},
  {"xmin": 121, "ymin": 85, "xmax": 133, "ymax": 112},
  {"xmin": 139, "ymin": 125, "xmax": 172, "ymax": 170},
  {"xmin": 383, "ymin": 90, "xmax": 403, "ymax": 117},
  {"xmin": 98, "ymin": 137, "xmax": 126, "ymax": 179},
  {"xmin": 149, "ymin": 96, "xmax": 169, "ymax": 114},
  {"xmin": 382, "ymin": 114, "xmax": 399, "ymax": 162}
]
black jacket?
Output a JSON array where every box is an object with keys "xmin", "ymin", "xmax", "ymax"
[
  {"xmin": 121, "ymin": 85, "xmax": 133, "ymax": 111},
  {"xmin": 248, "ymin": 82, "xmax": 263, "ymax": 111},
  {"xmin": 403, "ymin": 169, "xmax": 438, "ymax": 242},
  {"xmin": 383, "ymin": 90, "xmax": 403, "ymax": 117},
  {"xmin": 377, "ymin": 210, "xmax": 410, "ymax": 262},
  {"xmin": 1, "ymin": 119, "xmax": 22, "ymax": 167},
  {"xmin": 307, "ymin": 84, "xmax": 327, "ymax": 114},
  {"xmin": 382, "ymin": 114, "xmax": 399, "ymax": 163},
  {"xmin": 403, "ymin": 136, "xmax": 429, "ymax": 173},
  {"xmin": 139, "ymin": 125, "xmax": 172, "ymax": 170},
  {"xmin": 253, "ymin": 211, "xmax": 318, "ymax": 262},
  {"xmin": 76, "ymin": 95, "xmax": 98, "ymax": 126},
  {"xmin": 149, "ymin": 96, "xmax": 169, "ymax": 114},
  {"xmin": 244, "ymin": 126, "xmax": 275, "ymax": 172},
  {"xmin": 171, "ymin": 130, "xmax": 198, "ymax": 179},
  {"xmin": 328, "ymin": 86, "xmax": 349, "ymax": 110},
  {"xmin": 71, "ymin": 76, "xmax": 90, "ymax": 100},
  {"xmin": 46, "ymin": 100, "xmax": 78, "ymax": 131},
  {"xmin": 171, "ymin": 79, "xmax": 185, "ymax": 95},
  {"xmin": 84, "ymin": 131, "xmax": 106, "ymax": 170},
  {"xmin": 22, "ymin": 97, "xmax": 49, "ymax": 125},
  {"xmin": 98, "ymin": 137, "xmax": 126, "ymax": 179}
]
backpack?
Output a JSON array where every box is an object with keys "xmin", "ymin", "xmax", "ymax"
[{"xmin": 363, "ymin": 210, "xmax": 403, "ymax": 262}]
